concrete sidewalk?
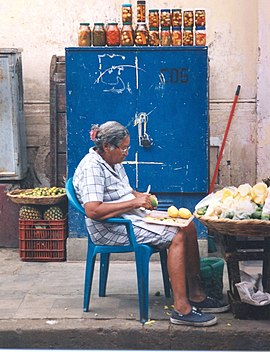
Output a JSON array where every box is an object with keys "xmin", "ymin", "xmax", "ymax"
[{"xmin": 0, "ymin": 248, "xmax": 269, "ymax": 350}]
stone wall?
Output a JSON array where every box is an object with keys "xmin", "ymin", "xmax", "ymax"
[{"xmin": 0, "ymin": 0, "xmax": 266, "ymax": 189}]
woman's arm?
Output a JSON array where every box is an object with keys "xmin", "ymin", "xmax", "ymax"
[{"xmin": 84, "ymin": 193, "xmax": 153, "ymax": 220}]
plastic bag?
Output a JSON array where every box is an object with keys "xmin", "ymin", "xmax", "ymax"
[{"xmin": 235, "ymin": 270, "xmax": 270, "ymax": 306}]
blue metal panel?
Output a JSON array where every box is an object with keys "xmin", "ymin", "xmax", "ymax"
[{"xmin": 65, "ymin": 47, "xmax": 208, "ymax": 239}]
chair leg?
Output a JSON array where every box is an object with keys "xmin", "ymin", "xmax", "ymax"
[
  {"xmin": 159, "ymin": 250, "xmax": 171, "ymax": 298},
  {"xmin": 83, "ymin": 247, "xmax": 96, "ymax": 312},
  {"xmin": 135, "ymin": 247, "xmax": 152, "ymax": 324},
  {"xmin": 99, "ymin": 253, "xmax": 110, "ymax": 297}
]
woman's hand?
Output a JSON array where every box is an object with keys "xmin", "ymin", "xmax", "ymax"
[{"xmin": 131, "ymin": 192, "xmax": 153, "ymax": 210}]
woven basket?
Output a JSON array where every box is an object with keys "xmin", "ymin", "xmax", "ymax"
[
  {"xmin": 194, "ymin": 211, "xmax": 270, "ymax": 237},
  {"xmin": 7, "ymin": 189, "xmax": 67, "ymax": 205}
]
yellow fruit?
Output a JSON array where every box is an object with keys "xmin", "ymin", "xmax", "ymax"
[
  {"xmin": 168, "ymin": 205, "xmax": 179, "ymax": 218},
  {"xmin": 253, "ymin": 194, "xmax": 268, "ymax": 205},
  {"xmin": 149, "ymin": 195, "xmax": 158, "ymax": 207},
  {"xmin": 178, "ymin": 207, "xmax": 192, "ymax": 219},
  {"xmin": 221, "ymin": 188, "xmax": 236, "ymax": 202},
  {"xmin": 237, "ymin": 183, "xmax": 252, "ymax": 197},
  {"xmin": 252, "ymin": 182, "xmax": 268, "ymax": 196}
]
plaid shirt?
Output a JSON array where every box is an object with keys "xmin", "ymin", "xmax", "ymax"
[{"xmin": 73, "ymin": 147, "xmax": 177, "ymax": 248}]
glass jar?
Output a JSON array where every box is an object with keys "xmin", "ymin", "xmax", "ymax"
[
  {"xmin": 172, "ymin": 26, "xmax": 182, "ymax": 46},
  {"xmin": 122, "ymin": 4, "xmax": 132, "ymax": 24},
  {"xmin": 183, "ymin": 10, "xmax": 194, "ymax": 28},
  {"xmin": 137, "ymin": 1, "xmax": 146, "ymax": 22},
  {"xmin": 183, "ymin": 27, "xmax": 193, "ymax": 46},
  {"xmin": 172, "ymin": 9, "xmax": 182, "ymax": 27},
  {"xmin": 78, "ymin": 23, "xmax": 91, "ymax": 46},
  {"xmin": 149, "ymin": 9, "xmax": 159, "ymax": 28},
  {"xmin": 92, "ymin": 23, "xmax": 106, "ymax": 46},
  {"xmin": 121, "ymin": 23, "xmax": 134, "ymax": 46},
  {"xmin": 195, "ymin": 26, "xmax": 206, "ymax": 46},
  {"xmin": 195, "ymin": 9, "xmax": 206, "ymax": 27},
  {"xmin": 106, "ymin": 23, "xmax": 120, "ymax": 46},
  {"xmin": 134, "ymin": 23, "xmax": 148, "ymax": 46},
  {"xmin": 149, "ymin": 27, "xmax": 159, "ymax": 46},
  {"xmin": 161, "ymin": 27, "xmax": 171, "ymax": 46},
  {"xmin": 160, "ymin": 9, "xmax": 171, "ymax": 28}
]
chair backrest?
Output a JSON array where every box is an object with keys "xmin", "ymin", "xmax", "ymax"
[
  {"xmin": 65, "ymin": 177, "xmax": 138, "ymax": 248},
  {"xmin": 65, "ymin": 177, "xmax": 86, "ymax": 216}
]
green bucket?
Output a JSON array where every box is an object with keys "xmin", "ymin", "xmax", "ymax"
[{"xmin": 200, "ymin": 257, "xmax": 225, "ymax": 300}]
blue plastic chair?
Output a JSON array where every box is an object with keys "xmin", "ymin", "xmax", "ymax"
[{"xmin": 65, "ymin": 177, "xmax": 171, "ymax": 323}]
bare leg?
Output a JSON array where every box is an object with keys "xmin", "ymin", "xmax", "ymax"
[
  {"xmin": 184, "ymin": 222, "xmax": 206, "ymax": 302},
  {"xmin": 167, "ymin": 230, "xmax": 192, "ymax": 314}
]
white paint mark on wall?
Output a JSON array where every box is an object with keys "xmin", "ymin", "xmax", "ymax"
[{"xmin": 94, "ymin": 54, "xmax": 145, "ymax": 94}]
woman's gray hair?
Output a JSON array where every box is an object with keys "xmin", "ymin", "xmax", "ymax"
[{"xmin": 90, "ymin": 121, "xmax": 129, "ymax": 152}]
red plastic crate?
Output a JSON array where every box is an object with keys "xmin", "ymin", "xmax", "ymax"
[{"xmin": 19, "ymin": 219, "xmax": 67, "ymax": 261}]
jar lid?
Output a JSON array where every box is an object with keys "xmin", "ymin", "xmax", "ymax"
[
  {"xmin": 122, "ymin": 4, "xmax": 132, "ymax": 6},
  {"xmin": 122, "ymin": 22, "xmax": 132, "ymax": 25},
  {"xmin": 172, "ymin": 26, "xmax": 181, "ymax": 30},
  {"xmin": 172, "ymin": 9, "xmax": 182, "ymax": 12},
  {"xmin": 107, "ymin": 22, "xmax": 118, "ymax": 25},
  {"xmin": 80, "ymin": 22, "xmax": 90, "ymax": 25},
  {"xmin": 183, "ymin": 26, "xmax": 193, "ymax": 30},
  {"xmin": 195, "ymin": 26, "xmax": 206, "ymax": 30},
  {"xmin": 149, "ymin": 9, "xmax": 159, "ymax": 12},
  {"xmin": 161, "ymin": 27, "xmax": 171, "ymax": 30},
  {"xmin": 149, "ymin": 27, "xmax": 159, "ymax": 30},
  {"xmin": 161, "ymin": 9, "xmax": 171, "ymax": 12},
  {"xmin": 94, "ymin": 22, "xmax": 104, "ymax": 25},
  {"xmin": 137, "ymin": 0, "xmax": 146, "ymax": 3}
]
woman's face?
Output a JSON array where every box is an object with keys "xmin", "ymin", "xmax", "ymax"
[{"xmin": 104, "ymin": 136, "xmax": 130, "ymax": 165}]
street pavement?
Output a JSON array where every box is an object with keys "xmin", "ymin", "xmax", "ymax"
[{"xmin": 0, "ymin": 248, "xmax": 269, "ymax": 351}]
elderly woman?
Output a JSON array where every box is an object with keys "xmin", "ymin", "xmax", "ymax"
[{"xmin": 73, "ymin": 121, "xmax": 229, "ymax": 326}]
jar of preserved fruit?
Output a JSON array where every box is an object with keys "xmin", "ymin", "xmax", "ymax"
[
  {"xmin": 122, "ymin": 4, "xmax": 132, "ymax": 24},
  {"xmin": 161, "ymin": 27, "xmax": 171, "ymax": 46},
  {"xmin": 171, "ymin": 9, "xmax": 182, "ymax": 27},
  {"xmin": 149, "ymin": 27, "xmax": 159, "ymax": 46},
  {"xmin": 106, "ymin": 22, "xmax": 120, "ymax": 46},
  {"xmin": 93, "ymin": 23, "xmax": 106, "ymax": 46},
  {"xmin": 195, "ymin": 9, "xmax": 206, "ymax": 27},
  {"xmin": 121, "ymin": 23, "xmax": 134, "ymax": 46},
  {"xmin": 172, "ymin": 26, "xmax": 182, "ymax": 46},
  {"xmin": 149, "ymin": 9, "xmax": 159, "ymax": 28},
  {"xmin": 160, "ymin": 9, "xmax": 171, "ymax": 28},
  {"xmin": 195, "ymin": 26, "xmax": 206, "ymax": 46},
  {"xmin": 183, "ymin": 10, "xmax": 194, "ymax": 27},
  {"xmin": 183, "ymin": 27, "xmax": 193, "ymax": 46},
  {"xmin": 134, "ymin": 23, "xmax": 148, "ymax": 46},
  {"xmin": 137, "ymin": 0, "xmax": 146, "ymax": 22},
  {"xmin": 78, "ymin": 23, "xmax": 91, "ymax": 46}
]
